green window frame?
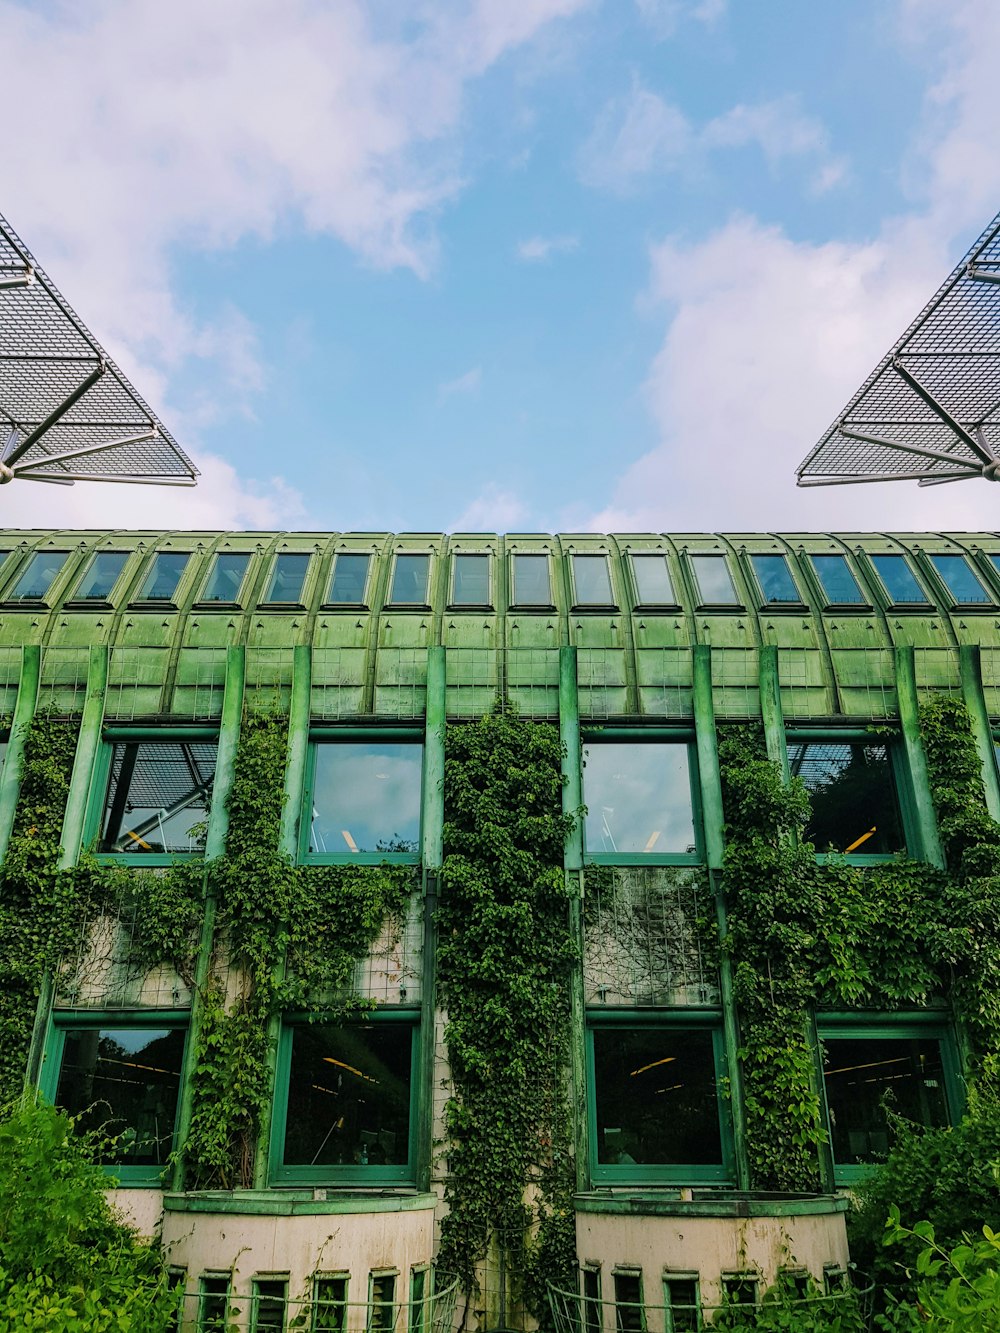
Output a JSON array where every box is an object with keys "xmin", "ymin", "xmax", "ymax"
[
  {"xmin": 325, "ymin": 553, "xmax": 372, "ymax": 607},
  {"xmin": 6, "ymin": 549, "xmax": 71, "ymax": 603},
  {"xmin": 786, "ymin": 729, "xmax": 911, "ymax": 863},
  {"xmin": 269, "ymin": 1011, "xmax": 420, "ymax": 1186},
  {"xmin": 572, "ymin": 554, "xmax": 617, "ymax": 609},
  {"xmin": 251, "ymin": 1276, "xmax": 289, "ymax": 1333},
  {"xmin": 261, "ymin": 553, "xmax": 312, "ymax": 606},
  {"xmin": 312, "ymin": 1274, "xmax": 349, "ymax": 1333},
  {"xmin": 198, "ymin": 551, "xmax": 252, "ymax": 605},
  {"xmin": 409, "ymin": 1267, "xmax": 431, "ymax": 1333},
  {"xmin": 749, "ymin": 553, "xmax": 804, "ymax": 607},
  {"xmin": 198, "ymin": 1274, "xmax": 232, "ymax": 1332},
  {"xmin": 587, "ymin": 1011, "xmax": 733, "ymax": 1186},
  {"xmin": 662, "ymin": 1274, "xmax": 702, "ymax": 1332},
  {"xmin": 868, "ymin": 553, "xmax": 931, "ymax": 607},
  {"xmin": 613, "ymin": 1269, "xmax": 646, "ymax": 1333},
  {"xmin": 510, "ymin": 552, "xmax": 553, "ymax": 607},
  {"xmin": 582, "ymin": 730, "xmax": 702, "ymax": 866},
  {"xmin": 818, "ymin": 1015, "xmax": 962, "ymax": 1186},
  {"xmin": 582, "ymin": 1266, "xmax": 602, "ymax": 1333},
  {"xmin": 927, "ymin": 552, "xmax": 993, "ymax": 607},
  {"xmin": 68, "ymin": 549, "xmax": 132, "ymax": 604},
  {"xmin": 688, "ymin": 553, "xmax": 741, "ymax": 608},
  {"xmin": 629, "ymin": 553, "xmax": 677, "ymax": 608},
  {"xmin": 450, "ymin": 553, "xmax": 492, "ymax": 608},
  {"xmin": 88, "ymin": 728, "xmax": 218, "ymax": 864},
  {"xmin": 301, "ymin": 731, "xmax": 423, "ymax": 865},
  {"xmin": 388, "ymin": 553, "xmax": 431, "ymax": 607},
  {"xmin": 368, "ymin": 1272, "xmax": 398, "ymax": 1333},
  {"xmin": 135, "ymin": 551, "xmax": 191, "ymax": 604},
  {"xmin": 809, "ymin": 554, "xmax": 868, "ymax": 608},
  {"xmin": 40, "ymin": 1010, "xmax": 189, "ymax": 1186}
]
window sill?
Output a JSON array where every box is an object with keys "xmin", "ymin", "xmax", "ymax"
[
  {"xmin": 695, "ymin": 603, "xmax": 746, "ymax": 613},
  {"xmin": 94, "ymin": 852, "xmax": 205, "ymax": 866},
  {"xmin": 585, "ymin": 853, "xmax": 702, "ymax": 867},
  {"xmin": 820, "ymin": 603, "xmax": 873, "ymax": 613},
  {"xmin": 383, "ymin": 603, "xmax": 432, "ymax": 612},
  {"xmin": 300, "ymin": 853, "xmax": 420, "ymax": 866},
  {"xmin": 127, "ymin": 600, "xmax": 179, "ymax": 611},
  {"xmin": 0, "ymin": 599, "xmax": 50, "ymax": 610},
  {"xmin": 166, "ymin": 1189, "xmax": 435, "ymax": 1215},
  {"xmin": 320, "ymin": 602, "xmax": 370, "ymax": 611},
  {"xmin": 509, "ymin": 603, "xmax": 557, "ymax": 612},
  {"xmin": 447, "ymin": 603, "xmax": 494, "ymax": 612},
  {"xmin": 191, "ymin": 600, "xmax": 242, "ymax": 611},
  {"xmin": 269, "ymin": 1168, "xmax": 417, "ymax": 1188},
  {"xmin": 590, "ymin": 1165, "xmax": 732, "ymax": 1187},
  {"xmin": 62, "ymin": 599, "xmax": 114, "ymax": 611},
  {"xmin": 571, "ymin": 603, "xmax": 620, "ymax": 613},
  {"xmin": 254, "ymin": 602, "xmax": 307, "ymax": 612}
]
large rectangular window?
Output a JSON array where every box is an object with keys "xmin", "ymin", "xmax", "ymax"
[
  {"xmin": 573, "ymin": 555, "xmax": 615, "ymax": 607},
  {"xmin": 327, "ymin": 553, "xmax": 371, "ymax": 605},
  {"xmin": 451, "ymin": 554, "xmax": 491, "ymax": 606},
  {"xmin": 200, "ymin": 552, "xmax": 251, "ymax": 603},
  {"xmin": 870, "ymin": 554, "xmax": 929, "ymax": 606},
  {"xmin": 43, "ymin": 1017, "xmax": 186, "ymax": 1184},
  {"xmin": 631, "ymin": 554, "xmax": 675, "ymax": 606},
  {"xmin": 8, "ymin": 550, "xmax": 70, "ymax": 601},
  {"xmin": 273, "ymin": 1019, "xmax": 417, "ymax": 1184},
  {"xmin": 511, "ymin": 554, "xmax": 552, "ymax": 606},
  {"xmin": 98, "ymin": 739, "xmax": 217, "ymax": 856},
  {"xmin": 263, "ymin": 553, "xmax": 311, "ymax": 604},
  {"xmin": 583, "ymin": 741, "xmax": 698, "ymax": 860},
  {"xmin": 589, "ymin": 1024, "xmax": 728, "ymax": 1183},
  {"xmin": 305, "ymin": 740, "xmax": 422, "ymax": 861},
  {"xmin": 137, "ymin": 552, "xmax": 190, "ymax": 602},
  {"xmin": 788, "ymin": 739, "xmax": 905, "ymax": 856},
  {"xmin": 929, "ymin": 554, "xmax": 993, "ymax": 606},
  {"xmin": 73, "ymin": 550, "xmax": 130, "ymax": 602},
  {"xmin": 690, "ymin": 555, "xmax": 739, "ymax": 606},
  {"xmin": 811, "ymin": 554, "xmax": 865, "ymax": 605},
  {"xmin": 389, "ymin": 554, "xmax": 430, "ymax": 606},
  {"xmin": 820, "ymin": 1025, "xmax": 958, "ymax": 1183},
  {"xmin": 750, "ymin": 554, "xmax": 801, "ymax": 605}
]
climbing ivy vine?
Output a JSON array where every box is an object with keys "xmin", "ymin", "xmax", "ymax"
[{"xmin": 436, "ymin": 710, "xmax": 577, "ymax": 1319}]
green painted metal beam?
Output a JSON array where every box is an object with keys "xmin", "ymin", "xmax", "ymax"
[
  {"xmin": 758, "ymin": 645, "xmax": 790, "ymax": 781},
  {"xmin": 895, "ymin": 646, "xmax": 945, "ymax": 869},
  {"xmin": 422, "ymin": 647, "xmax": 446, "ymax": 871},
  {"xmin": 692, "ymin": 644, "xmax": 750, "ymax": 1191},
  {"xmin": 173, "ymin": 645, "xmax": 245, "ymax": 1191},
  {"xmin": 960, "ymin": 645, "xmax": 1000, "ymax": 824},
  {"xmin": 0, "ymin": 644, "xmax": 41, "ymax": 865}
]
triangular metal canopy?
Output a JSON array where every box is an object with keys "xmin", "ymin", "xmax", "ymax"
[
  {"xmin": 0, "ymin": 212, "xmax": 197, "ymax": 489},
  {"xmin": 797, "ymin": 211, "xmax": 1000, "ymax": 489}
]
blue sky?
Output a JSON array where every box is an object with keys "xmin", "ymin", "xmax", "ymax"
[{"xmin": 5, "ymin": 0, "xmax": 1000, "ymax": 533}]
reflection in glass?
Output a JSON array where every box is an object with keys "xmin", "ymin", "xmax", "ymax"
[
  {"xmin": 452, "ymin": 554, "xmax": 490, "ymax": 605},
  {"xmin": 54, "ymin": 1026, "xmax": 185, "ymax": 1166},
  {"xmin": 309, "ymin": 743, "xmax": 422, "ymax": 855},
  {"xmin": 10, "ymin": 550, "xmax": 69, "ymax": 600},
  {"xmin": 593, "ymin": 1028, "xmax": 722, "ymax": 1166},
  {"xmin": 573, "ymin": 555, "xmax": 614, "ymax": 605},
  {"xmin": 929, "ymin": 554, "xmax": 991, "ymax": 604},
  {"xmin": 138, "ymin": 552, "xmax": 189, "ymax": 601},
  {"xmin": 788, "ymin": 741, "xmax": 903, "ymax": 854},
  {"xmin": 823, "ymin": 1036, "xmax": 948, "ymax": 1166},
  {"xmin": 101, "ymin": 741, "xmax": 217, "ymax": 853},
  {"xmin": 812, "ymin": 555, "xmax": 864, "ymax": 604},
  {"xmin": 690, "ymin": 555, "xmax": 739, "ymax": 605},
  {"xmin": 201, "ymin": 552, "xmax": 250, "ymax": 602},
  {"xmin": 512, "ymin": 554, "xmax": 551, "ymax": 605},
  {"xmin": 584, "ymin": 744, "xmax": 695, "ymax": 855},
  {"xmin": 751, "ymin": 554, "xmax": 800, "ymax": 604},
  {"xmin": 75, "ymin": 551, "xmax": 129, "ymax": 600},
  {"xmin": 871, "ymin": 554, "xmax": 928, "ymax": 605},
  {"xmin": 632, "ymin": 555, "xmax": 674, "ymax": 605},
  {"xmin": 282, "ymin": 1023, "xmax": 412, "ymax": 1168},
  {"xmin": 264, "ymin": 553, "xmax": 311, "ymax": 603},
  {"xmin": 390, "ymin": 554, "xmax": 430, "ymax": 605},
  {"xmin": 328, "ymin": 553, "xmax": 371, "ymax": 604}
]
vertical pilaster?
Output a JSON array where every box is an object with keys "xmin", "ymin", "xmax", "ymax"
[
  {"xmin": 25, "ymin": 644, "xmax": 108, "ymax": 1090},
  {"xmin": 416, "ymin": 647, "xmax": 446, "ymax": 1191},
  {"xmin": 0, "ymin": 644, "xmax": 41, "ymax": 865},
  {"xmin": 895, "ymin": 646, "xmax": 945, "ymax": 869},
  {"xmin": 960, "ymin": 646, "xmax": 1000, "ymax": 824},
  {"xmin": 173, "ymin": 646, "xmax": 245, "ymax": 1190},
  {"xmin": 559, "ymin": 646, "xmax": 589, "ymax": 1192},
  {"xmin": 693, "ymin": 644, "xmax": 750, "ymax": 1190}
]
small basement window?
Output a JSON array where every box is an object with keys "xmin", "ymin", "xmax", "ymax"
[
  {"xmin": 8, "ymin": 549, "xmax": 70, "ymax": 601},
  {"xmin": 99, "ymin": 740, "xmax": 217, "ymax": 855},
  {"xmin": 313, "ymin": 1276, "xmax": 349, "ymax": 1333},
  {"xmin": 306, "ymin": 741, "xmax": 422, "ymax": 860},
  {"xmin": 136, "ymin": 552, "xmax": 189, "ymax": 602},
  {"xmin": 612, "ymin": 1271, "xmax": 645, "ymax": 1333},
  {"xmin": 788, "ymin": 739, "xmax": 904, "ymax": 856},
  {"xmin": 198, "ymin": 1275, "xmax": 231, "ymax": 1332},
  {"xmin": 327, "ymin": 553, "xmax": 371, "ymax": 605},
  {"xmin": 811, "ymin": 554, "xmax": 865, "ymax": 605},
  {"xmin": 663, "ymin": 1276, "xmax": 701, "ymax": 1333},
  {"xmin": 73, "ymin": 550, "xmax": 130, "ymax": 601},
  {"xmin": 369, "ymin": 1274, "xmax": 397, "ymax": 1333},
  {"xmin": 250, "ymin": 1276, "xmax": 288, "ymax": 1333}
]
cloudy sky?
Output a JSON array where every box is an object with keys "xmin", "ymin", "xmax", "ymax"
[{"xmin": 4, "ymin": 0, "xmax": 1000, "ymax": 534}]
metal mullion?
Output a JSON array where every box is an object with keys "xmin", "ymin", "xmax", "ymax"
[
  {"xmin": 103, "ymin": 741, "xmax": 139, "ymax": 849},
  {"xmin": 0, "ymin": 644, "xmax": 41, "ymax": 863}
]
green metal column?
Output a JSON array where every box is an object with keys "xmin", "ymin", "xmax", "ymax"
[
  {"xmin": 0, "ymin": 645, "xmax": 41, "ymax": 865},
  {"xmin": 895, "ymin": 646, "xmax": 945, "ymax": 869},
  {"xmin": 960, "ymin": 646, "xmax": 1000, "ymax": 824},
  {"xmin": 252, "ymin": 645, "xmax": 311, "ymax": 1189},
  {"xmin": 693, "ymin": 644, "xmax": 750, "ymax": 1190},
  {"xmin": 560, "ymin": 646, "xmax": 589, "ymax": 1192},
  {"xmin": 25, "ymin": 644, "xmax": 108, "ymax": 1091},
  {"xmin": 173, "ymin": 645, "xmax": 245, "ymax": 1191},
  {"xmin": 416, "ymin": 646, "xmax": 446, "ymax": 1191}
]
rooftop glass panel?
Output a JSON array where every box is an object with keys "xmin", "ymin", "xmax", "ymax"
[
  {"xmin": 929, "ymin": 553, "xmax": 992, "ymax": 604},
  {"xmin": 74, "ymin": 551, "xmax": 129, "ymax": 601},
  {"xmin": 201, "ymin": 551, "xmax": 250, "ymax": 602},
  {"xmin": 870, "ymin": 554, "xmax": 929, "ymax": 604},
  {"xmin": 137, "ymin": 552, "xmax": 189, "ymax": 602},
  {"xmin": 389, "ymin": 554, "xmax": 430, "ymax": 605},
  {"xmin": 452, "ymin": 553, "xmax": 490, "ymax": 605},
  {"xmin": 573, "ymin": 554, "xmax": 614, "ymax": 605},
  {"xmin": 9, "ymin": 550, "xmax": 69, "ymax": 601},
  {"xmin": 512, "ymin": 554, "xmax": 551, "ymax": 605},
  {"xmin": 263, "ymin": 553, "xmax": 310, "ymax": 603},
  {"xmin": 751, "ymin": 554, "xmax": 801, "ymax": 604},
  {"xmin": 327, "ymin": 553, "xmax": 371, "ymax": 604},
  {"xmin": 631, "ymin": 554, "xmax": 674, "ymax": 605},
  {"xmin": 811, "ymin": 554, "xmax": 865, "ymax": 604},
  {"xmin": 691, "ymin": 554, "xmax": 739, "ymax": 605}
]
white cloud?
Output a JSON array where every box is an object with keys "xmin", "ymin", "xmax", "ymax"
[
  {"xmin": 451, "ymin": 484, "xmax": 530, "ymax": 531},
  {"xmin": 579, "ymin": 84, "xmax": 843, "ymax": 194},
  {"xmin": 516, "ymin": 234, "xmax": 581, "ymax": 261},
  {"xmin": 439, "ymin": 367, "xmax": 483, "ymax": 398},
  {"xmin": 634, "ymin": 0, "xmax": 727, "ymax": 39}
]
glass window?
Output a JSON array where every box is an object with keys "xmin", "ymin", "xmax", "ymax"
[
  {"xmin": 871, "ymin": 554, "xmax": 929, "ymax": 605},
  {"xmin": 100, "ymin": 740, "xmax": 217, "ymax": 854},
  {"xmin": 201, "ymin": 551, "xmax": 250, "ymax": 603},
  {"xmin": 811, "ymin": 554, "xmax": 865, "ymax": 604},
  {"xmin": 751, "ymin": 554, "xmax": 801, "ymax": 604},
  {"xmin": 263, "ymin": 553, "xmax": 310, "ymax": 604},
  {"xmin": 327, "ymin": 553, "xmax": 371, "ymax": 605},
  {"xmin": 822, "ymin": 1034, "xmax": 950, "ymax": 1171},
  {"xmin": 583, "ymin": 743, "xmax": 696, "ymax": 856},
  {"xmin": 613, "ymin": 1273, "xmax": 644, "ymax": 1333},
  {"xmin": 313, "ymin": 1276, "xmax": 349, "ymax": 1333},
  {"xmin": 788, "ymin": 740, "xmax": 904, "ymax": 855},
  {"xmin": 251, "ymin": 1278, "xmax": 288, "ymax": 1333},
  {"xmin": 690, "ymin": 555, "xmax": 739, "ymax": 605},
  {"xmin": 52, "ymin": 1023, "xmax": 185, "ymax": 1170},
  {"xmin": 452, "ymin": 554, "xmax": 490, "ymax": 605},
  {"xmin": 389, "ymin": 554, "xmax": 430, "ymax": 605},
  {"xmin": 9, "ymin": 550, "xmax": 69, "ymax": 601},
  {"xmin": 512, "ymin": 554, "xmax": 551, "ymax": 606},
  {"xmin": 573, "ymin": 555, "xmax": 614, "ymax": 606},
  {"xmin": 929, "ymin": 554, "xmax": 992, "ymax": 605},
  {"xmin": 74, "ymin": 551, "xmax": 130, "ymax": 601},
  {"xmin": 308, "ymin": 742, "xmax": 422, "ymax": 856},
  {"xmin": 138, "ymin": 552, "xmax": 189, "ymax": 602},
  {"xmin": 280, "ymin": 1022, "xmax": 414, "ymax": 1175},
  {"xmin": 592, "ymin": 1027, "xmax": 724, "ymax": 1172},
  {"xmin": 631, "ymin": 554, "xmax": 675, "ymax": 605}
]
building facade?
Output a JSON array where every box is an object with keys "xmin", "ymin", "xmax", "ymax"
[{"xmin": 2, "ymin": 528, "xmax": 999, "ymax": 1329}]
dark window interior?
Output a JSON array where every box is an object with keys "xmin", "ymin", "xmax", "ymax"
[
  {"xmin": 328, "ymin": 553, "xmax": 371, "ymax": 604},
  {"xmin": 788, "ymin": 740, "xmax": 904, "ymax": 854},
  {"xmin": 101, "ymin": 741, "xmax": 217, "ymax": 854}
]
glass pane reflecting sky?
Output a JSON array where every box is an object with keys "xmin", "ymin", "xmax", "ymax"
[
  {"xmin": 584, "ymin": 743, "xmax": 695, "ymax": 854},
  {"xmin": 751, "ymin": 554, "xmax": 800, "ymax": 603},
  {"xmin": 632, "ymin": 555, "xmax": 674, "ymax": 604},
  {"xmin": 76, "ymin": 551, "xmax": 129, "ymax": 600},
  {"xmin": 930, "ymin": 554, "xmax": 991, "ymax": 604},
  {"xmin": 512, "ymin": 554, "xmax": 550, "ymax": 604},
  {"xmin": 574, "ymin": 555, "xmax": 613, "ymax": 604},
  {"xmin": 691, "ymin": 555, "xmax": 738, "ymax": 604},
  {"xmin": 310, "ymin": 743, "xmax": 422, "ymax": 854},
  {"xmin": 328, "ymin": 553, "xmax": 370, "ymax": 603},
  {"xmin": 812, "ymin": 555, "xmax": 864, "ymax": 604}
]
